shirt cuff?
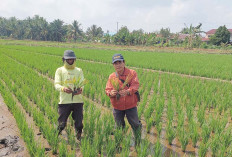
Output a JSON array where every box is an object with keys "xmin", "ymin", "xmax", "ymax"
[{"xmin": 61, "ymin": 87, "xmax": 65, "ymax": 92}]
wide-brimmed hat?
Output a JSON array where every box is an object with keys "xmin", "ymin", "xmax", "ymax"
[
  {"xmin": 63, "ymin": 50, "xmax": 76, "ymax": 59},
  {"xmin": 112, "ymin": 53, "xmax": 124, "ymax": 63}
]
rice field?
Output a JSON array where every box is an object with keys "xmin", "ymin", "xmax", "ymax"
[{"xmin": 1, "ymin": 40, "xmax": 232, "ymax": 157}]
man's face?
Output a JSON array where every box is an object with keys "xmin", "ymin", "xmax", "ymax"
[
  {"xmin": 113, "ymin": 60, "xmax": 125, "ymax": 72},
  {"xmin": 66, "ymin": 59, "xmax": 75, "ymax": 65}
]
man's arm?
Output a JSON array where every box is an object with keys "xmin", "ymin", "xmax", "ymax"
[{"xmin": 54, "ymin": 68, "xmax": 64, "ymax": 92}]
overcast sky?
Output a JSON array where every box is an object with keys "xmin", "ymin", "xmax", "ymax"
[{"xmin": 1, "ymin": 0, "xmax": 232, "ymax": 34}]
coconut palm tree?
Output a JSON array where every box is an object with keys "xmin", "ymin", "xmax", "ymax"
[{"xmin": 68, "ymin": 20, "xmax": 83, "ymax": 42}]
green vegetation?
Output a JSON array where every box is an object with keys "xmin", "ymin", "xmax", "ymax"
[
  {"xmin": 1, "ymin": 16, "xmax": 232, "ymax": 49},
  {"xmin": 1, "ymin": 41, "xmax": 232, "ymax": 156}
]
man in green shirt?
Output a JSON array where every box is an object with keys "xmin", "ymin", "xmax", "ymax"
[{"xmin": 54, "ymin": 50, "xmax": 84, "ymax": 140}]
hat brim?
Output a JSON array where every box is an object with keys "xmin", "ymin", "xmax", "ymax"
[
  {"xmin": 112, "ymin": 59, "xmax": 124, "ymax": 63},
  {"xmin": 63, "ymin": 57, "xmax": 76, "ymax": 59}
]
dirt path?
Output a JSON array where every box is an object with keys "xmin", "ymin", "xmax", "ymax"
[{"xmin": 0, "ymin": 94, "xmax": 30, "ymax": 157}]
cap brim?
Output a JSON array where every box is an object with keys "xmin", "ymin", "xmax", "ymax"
[
  {"xmin": 63, "ymin": 57, "xmax": 76, "ymax": 59},
  {"xmin": 112, "ymin": 59, "xmax": 124, "ymax": 63}
]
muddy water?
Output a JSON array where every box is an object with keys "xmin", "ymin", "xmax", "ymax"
[{"xmin": 141, "ymin": 119, "xmax": 197, "ymax": 157}]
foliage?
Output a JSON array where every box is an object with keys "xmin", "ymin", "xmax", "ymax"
[
  {"xmin": 86, "ymin": 24, "xmax": 104, "ymax": 42},
  {"xmin": 210, "ymin": 25, "xmax": 231, "ymax": 45}
]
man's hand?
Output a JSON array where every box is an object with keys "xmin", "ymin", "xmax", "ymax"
[
  {"xmin": 63, "ymin": 87, "xmax": 73, "ymax": 94},
  {"xmin": 119, "ymin": 89, "xmax": 129, "ymax": 97},
  {"xmin": 74, "ymin": 88, "xmax": 83, "ymax": 95},
  {"xmin": 109, "ymin": 90, "xmax": 118, "ymax": 97}
]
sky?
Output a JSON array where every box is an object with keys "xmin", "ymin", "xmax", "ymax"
[{"xmin": 1, "ymin": 0, "xmax": 232, "ymax": 34}]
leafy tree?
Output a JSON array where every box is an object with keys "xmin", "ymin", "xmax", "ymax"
[
  {"xmin": 49, "ymin": 19, "xmax": 67, "ymax": 42},
  {"xmin": 145, "ymin": 32, "xmax": 157, "ymax": 46},
  {"xmin": 113, "ymin": 26, "xmax": 130, "ymax": 45},
  {"xmin": 0, "ymin": 17, "xmax": 13, "ymax": 37},
  {"xmin": 131, "ymin": 29, "xmax": 144, "ymax": 45},
  {"xmin": 14, "ymin": 20, "xmax": 26, "ymax": 39},
  {"xmin": 86, "ymin": 25, "xmax": 104, "ymax": 42},
  {"xmin": 183, "ymin": 23, "xmax": 203, "ymax": 49},
  {"xmin": 7, "ymin": 17, "xmax": 18, "ymax": 38},
  {"xmin": 210, "ymin": 25, "xmax": 230, "ymax": 46},
  {"xmin": 67, "ymin": 20, "xmax": 83, "ymax": 42},
  {"xmin": 160, "ymin": 28, "xmax": 171, "ymax": 39},
  {"xmin": 180, "ymin": 27, "xmax": 189, "ymax": 34}
]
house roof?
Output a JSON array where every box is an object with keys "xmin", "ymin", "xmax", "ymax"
[
  {"xmin": 178, "ymin": 34, "xmax": 189, "ymax": 40},
  {"xmin": 206, "ymin": 29, "xmax": 232, "ymax": 34},
  {"xmin": 201, "ymin": 37, "xmax": 210, "ymax": 42}
]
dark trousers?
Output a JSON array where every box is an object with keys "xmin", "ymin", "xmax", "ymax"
[
  {"xmin": 58, "ymin": 103, "xmax": 83, "ymax": 134},
  {"xmin": 113, "ymin": 107, "xmax": 142, "ymax": 145}
]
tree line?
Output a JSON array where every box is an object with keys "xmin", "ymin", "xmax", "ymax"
[{"xmin": 0, "ymin": 15, "xmax": 231, "ymax": 49}]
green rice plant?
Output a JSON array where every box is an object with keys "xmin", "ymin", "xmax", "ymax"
[
  {"xmin": 65, "ymin": 123, "xmax": 76, "ymax": 149},
  {"xmin": 114, "ymin": 128, "xmax": 124, "ymax": 150},
  {"xmin": 221, "ymin": 128, "xmax": 232, "ymax": 149},
  {"xmin": 197, "ymin": 106, "xmax": 205, "ymax": 126},
  {"xmin": 95, "ymin": 119, "xmax": 104, "ymax": 153},
  {"xmin": 210, "ymin": 133, "xmax": 220, "ymax": 157},
  {"xmin": 201, "ymin": 123, "xmax": 211, "ymax": 144},
  {"xmin": 106, "ymin": 138, "xmax": 116, "ymax": 157},
  {"xmin": 215, "ymin": 115, "xmax": 228, "ymax": 134},
  {"xmin": 102, "ymin": 114, "xmax": 114, "ymax": 138},
  {"xmin": 217, "ymin": 142, "xmax": 227, "ymax": 157},
  {"xmin": 100, "ymin": 94, "xmax": 106, "ymax": 106},
  {"xmin": 136, "ymin": 138, "xmax": 150, "ymax": 157},
  {"xmin": 186, "ymin": 104, "xmax": 193, "ymax": 121},
  {"xmin": 198, "ymin": 141, "xmax": 210, "ymax": 157},
  {"xmin": 35, "ymin": 146, "xmax": 45, "ymax": 157},
  {"xmin": 168, "ymin": 152, "xmax": 179, "ymax": 157},
  {"xmin": 154, "ymin": 111, "xmax": 162, "ymax": 127},
  {"xmin": 178, "ymin": 126, "xmax": 189, "ymax": 152},
  {"xmin": 58, "ymin": 139, "xmax": 68, "ymax": 157},
  {"xmin": 50, "ymin": 128, "xmax": 59, "ymax": 154},
  {"xmin": 208, "ymin": 113, "xmax": 227, "ymax": 135},
  {"xmin": 189, "ymin": 120, "xmax": 199, "ymax": 147},
  {"xmin": 84, "ymin": 83, "xmax": 90, "ymax": 97},
  {"xmin": 90, "ymin": 88, "xmax": 95, "ymax": 101},
  {"xmin": 166, "ymin": 121, "xmax": 176, "ymax": 145},
  {"xmin": 80, "ymin": 137, "xmax": 97, "ymax": 157},
  {"xmin": 120, "ymin": 133, "xmax": 132, "ymax": 157},
  {"xmin": 156, "ymin": 122, "xmax": 162, "ymax": 137},
  {"xmin": 230, "ymin": 108, "xmax": 232, "ymax": 120},
  {"xmin": 167, "ymin": 100, "xmax": 174, "ymax": 122},
  {"xmin": 226, "ymin": 145, "xmax": 232, "ymax": 157},
  {"xmin": 218, "ymin": 104, "xmax": 224, "ymax": 115},
  {"xmin": 177, "ymin": 111, "xmax": 184, "ymax": 128},
  {"xmin": 106, "ymin": 97, "xmax": 111, "ymax": 108},
  {"xmin": 138, "ymin": 91, "xmax": 149, "ymax": 119},
  {"xmin": 144, "ymin": 100, "xmax": 156, "ymax": 122},
  {"xmin": 209, "ymin": 114, "xmax": 218, "ymax": 133},
  {"xmin": 84, "ymin": 103, "xmax": 100, "ymax": 140},
  {"xmin": 152, "ymin": 137, "xmax": 162, "ymax": 157},
  {"xmin": 146, "ymin": 117, "xmax": 153, "ymax": 133},
  {"xmin": 67, "ymin": 149, "xmax": 76, "ymax": 157},
  {"xmin": 94, "ymin": 133, "xmax": 104, "ymax": 154}
]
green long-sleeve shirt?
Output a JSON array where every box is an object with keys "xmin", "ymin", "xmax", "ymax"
[{"xmin": 54, "ymin": 66, "xmax": 84, "ymax": 104}]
